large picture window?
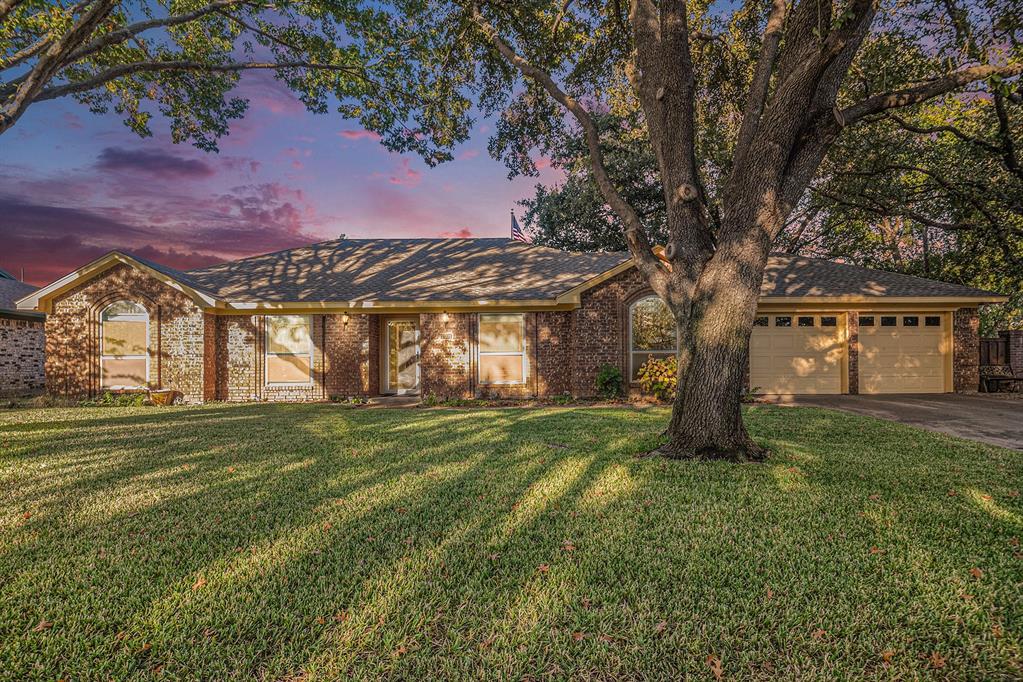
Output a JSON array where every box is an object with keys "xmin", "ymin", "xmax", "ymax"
[
  {"xmin": 100, "ymin": 300, "xmax": 149, "ymax": 389},
  {"xmin": 266, "ymin": 315, "xmax": 312, "ymax": 384},
  {"xmin": 478, "ymin": 313, "xmax": 525, "ymax": 385},
  {"xmin": 629, "ymin": 296, "xmax": 677, "ymax": 381}
]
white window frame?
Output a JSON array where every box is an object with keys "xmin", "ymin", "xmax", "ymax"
[
  {"xmin": 265, "ymin": 314, "xmax": 314, "ymax": 386},
  {"xmin": 477, "ymin": 313, "xmax": 527, "ymax": 386},
  {"xmin": 100, "ymin": 300, "xmax": 150, "ymax": 390},
  {"xmin": 628, "ymin": 295, "xmax": 678, "ymax": 382}
]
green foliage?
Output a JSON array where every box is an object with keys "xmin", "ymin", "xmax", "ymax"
[
  {"xmin": 78, "ymin": 391, "xmax": 149, "ymax": 407},
  {"xmin": 637, "ymin": 355, "xmax": 678, "ymax": 402},
  {"xmin": 1, "ymin": 0, "xmax": 472, "ymax": 158},
  {"xmin": 0, "ymin": 403, "xmax": 1019, "ymax": 677},
  {"xmin": 594, "ymin": 364, "xmax": 624, "ymax": 400}
]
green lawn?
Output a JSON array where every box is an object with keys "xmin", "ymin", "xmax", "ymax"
[{"xmin": 0, "ymin": 404, "xmax": 1020, "ymax": 680}]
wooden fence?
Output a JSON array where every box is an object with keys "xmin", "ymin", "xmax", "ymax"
[{"xmin": 980, "ymin": 337, "xmax": 1008, "ymax": 366}]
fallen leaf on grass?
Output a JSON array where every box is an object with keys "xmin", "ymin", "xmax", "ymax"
[
  {"xmin": 580, "ymin": 597, "xmax": 592, "ymax": 610},
  {"xmin": 21, "ymin": 511, "xmax": 31, "ymax": 520},
  {"xmin": 969, "ymin": 567, "xmax": 984, "ymax": 579},
  {"xmin": 480, "ymin": 634, "xmax": 496, "ymax": 649},
  {"xmin": 765, "ymin": 587, "xmax": 773, "ymax": 601},
  {"xmin": 315, "ymin": 617, "xmax": 326, "ymax": 625},
  {"xmin": 881, "ymin": 650, "xmax": 895, "ymax": 664},
  {"xmin": 706, "ymin": 655, "xmax": 724, "ymax": 680},
  {"xmin": 226, "ymin": 467, "xmax": 236, "ymax": 473},
  {"xmin": 322, "ymin": 522, "xmax": 333, "ymax": 531},
  {"xmin": 598, "ymin": 634, "xmax": 616, "ymax": 644},
  {"xmin": 393, "ymin": 645, "xmax": 406, "ymax": 658},
  {"xmin": 537, "ymin": 564, "xmax": 550, "ymax": 574},
  {"xmin": 869, "ymin": 546, "xmax": 882, "ymax": 555},
  {"xmin": 928, "ymin": 652, "xmax": 946, "ymax": 669},
  {"xmin": 115, "ymin": 631, "xmax": 128, "ymax": 642},
  {"xmin": 333, "ymin": 612, "xmax": 348, "ymax": 623},
  {"xmin": 140, "ymin": 642, "xmax": 152, "ymax": 653},
  {"xmin": 562, "ymin": 540, "xmax": 576, "ymax": 552},
  {"xmin": 947, "ymin": 489, "xmax": 957, "ymax": 497},
  {"xmin": 868, "ymin": 494, "xmax": 881, "ymax": 501},
  {"xmin": 654, "ymin": 621, "xmax": 668, "ymax": 634},
  {"xmin": 992, "ymin": 624, "xmax": 1003, "ymax": 638},
  {"xmin": 571, "ymin": 631, "xmax": 586, "ymax": 642},
  {"xmin": 33, "ymin": 620, "xmax": 52, "ymax": 632},
  {"xmin": 192, "ymin": 577, "xmax": 207, "ymax": 591},
  {"xmin": 811, "ymin": 628, "xmax": 826, "ymax": 641}
]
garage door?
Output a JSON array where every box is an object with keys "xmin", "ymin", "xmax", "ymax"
[
  {"xmin": 750, "ymin": 314, "xmax": 844, "ymax": 394},
  {"xmin": 859, "ymin": 313, "xmax": 948, "ymax": 394}
]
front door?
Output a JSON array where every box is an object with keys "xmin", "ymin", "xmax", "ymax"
[{"xmin": 385, "ymin": 319, "xmax": 420, "ymax": 395}]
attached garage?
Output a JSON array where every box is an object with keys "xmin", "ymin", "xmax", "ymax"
[
  {"xmin": 750, "ymin": 313, "xmax": 846, "ymax": 394},
  {"xmin": 858, "ymin": 313, "xmax": 949, "ymax": 394}
]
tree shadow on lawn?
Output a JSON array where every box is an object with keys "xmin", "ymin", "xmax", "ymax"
[{"xmin": 0, "ymin": 404, "xmax": 1020, "ymax": 680}]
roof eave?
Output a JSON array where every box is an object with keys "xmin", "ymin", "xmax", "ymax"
[{"xmin": 17, "ymin": 252, "xmax": 223, "ymax": 314}]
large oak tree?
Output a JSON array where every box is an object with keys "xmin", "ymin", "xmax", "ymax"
[{"xmin": 408, "ymin": 0, "xmax": 1020, "ymax": 460}]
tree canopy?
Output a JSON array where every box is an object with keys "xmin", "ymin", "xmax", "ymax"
[{"xmin": 0, "ymin": 0, "xmax": 472, "ymax": 159}]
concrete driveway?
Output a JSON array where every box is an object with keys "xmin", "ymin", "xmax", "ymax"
[{"xmin": 774, "ymin": 394, "xmax": 1023, "ymax": 451}]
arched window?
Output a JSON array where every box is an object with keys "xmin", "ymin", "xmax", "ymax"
[
  {"xmin": 100, "ymin": 301, "xmax": 149, "ymax": 389},
  {"xmin": 628, "ymin": 295, "xmax": 677, "ymax": 381}
]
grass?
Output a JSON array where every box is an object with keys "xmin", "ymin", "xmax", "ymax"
[{"xmin": 0, "ymin": 403, "xmax": 1020, "ymax": 680}]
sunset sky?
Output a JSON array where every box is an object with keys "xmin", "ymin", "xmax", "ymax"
[{"xmin": 1, "ymin": 72, "xmax": 561, "ymax": 286}]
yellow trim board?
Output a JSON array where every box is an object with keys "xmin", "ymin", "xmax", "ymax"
[{"xmin": 17, "ymin": 252, "xmax": 221, "ymax": 314}]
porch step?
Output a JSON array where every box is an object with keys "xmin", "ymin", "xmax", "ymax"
[{"xmin": 365, "ymin": 396, "xmax": 421, "ymax": 409}]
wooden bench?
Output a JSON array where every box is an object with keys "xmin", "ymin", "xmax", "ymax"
[{"xmin": 981, "ymin": 365, "xmax": 1023, "ymax": 393}]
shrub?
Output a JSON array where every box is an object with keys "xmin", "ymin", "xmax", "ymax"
[
  {"xmin": 636, "ymin": 355, "xmax": 678, "ymax": 402},
  {"xmin": 79, "ymin": 391, "xmax": 149, "ymax": 407},
  {"xmin": 595, "ymin": 364, "xmax": 624, "ymax": 400}
]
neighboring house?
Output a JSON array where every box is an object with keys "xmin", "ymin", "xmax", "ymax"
[
  {"xmin": 0, "ymin": 268, "xmax": 45, "ymax": 395},
  {"xmin": 16, "ymin": 239, "xmax": 1006, "ymax": 403}
]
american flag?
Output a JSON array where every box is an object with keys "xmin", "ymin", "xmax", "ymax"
[{"xmin": 511, "ymin": 210, "xmax": 529, "ymax": 242}]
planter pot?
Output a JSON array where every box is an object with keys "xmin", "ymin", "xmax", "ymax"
[{"xmin": 149, "ymin": 389, "xmax": 180, "ymax": 406}]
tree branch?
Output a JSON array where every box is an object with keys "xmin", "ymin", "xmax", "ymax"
[
  {"xmin": 734, "ymin": 0, "xmax": 788, "ymax": 160},
  {"xmin": 32, "ymin": 59, "xmax": 364, "ymax": 103},
  {"xmin": 64, "ymin": 0, "xmax": 251, "ymax": 66},
  {"xmin": 885, "ymin": 112, "xmax": 1002, "ymax": 154},
  {"xmin": 471, "ymin": 4, "xmax": 668, "ymax": 293},
  {"xmin": 0, "ymin": 0, "xmax": 118, "ymax": 134},
  {"xmin": 842, "ymin": 63, "xmax": 1023, "ymax": 124}
]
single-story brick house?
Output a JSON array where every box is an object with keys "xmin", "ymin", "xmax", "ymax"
[
  {"xmin": 16, "ymin": 238, "xmax": 1005, "ymax": 402},
  {"xmin": 0, "ymin": 268, "xmax": 45, "ymax": 396}
]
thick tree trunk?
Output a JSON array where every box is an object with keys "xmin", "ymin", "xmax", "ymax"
[{"xmin": 658, "ymin": 231, "xmax": 772, "ymax": 462}]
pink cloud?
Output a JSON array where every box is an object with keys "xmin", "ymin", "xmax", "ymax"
[
  {"xmin": 387, "ymin": 158, "xmax": 421, "ymax": 187},
  {"xmin": 438, "ymin": 228, "xmax": 474, "ymax": 238},
  {"xmin": 534, "ymin": 157, "xmax": 552, "ymax": 170},
  {"xmin": 62, "ymin": 112, "xmax": 83, "ymax": 130},
  {"xmin": 339, "ymin": 129, "xmax": 382, "ymax": 141},
  {"xmin": 457, "ymin": 149, "xmax": 480, "ymax": 161}
]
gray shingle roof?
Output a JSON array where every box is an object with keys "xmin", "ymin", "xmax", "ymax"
[
  {"xmin": 184, "ymin": 238, "xmax": 631, "ymax": 302},
  {"xmin": 110, "ymin": 240, "xmax": 1000, "ymax": 304},
  {"xmin": 0, "ymin": 278, "xmax": 40, "ymax": 314},
  {"xmin": 761, "ymin": 253, "xmax": 1000, "ymax": 298}
]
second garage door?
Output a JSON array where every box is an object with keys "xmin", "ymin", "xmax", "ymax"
[
  {"xmin": 858, "ymin": 313, "xmax": 948, "ymax": 394},
  {"xmin": 750, "ymin": 314, "xmax": 845, "ymax": 394}
]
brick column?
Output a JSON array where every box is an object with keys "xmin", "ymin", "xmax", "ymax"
[
  {"xmin": 847, "ymin": 312, "xmax": 859, "ymax": 395},
  {"xmin": 1002, "ymin": 330, "xmax": 1023, "ymax": 370},
  {"xmin": 953, "ymin": 308, "xmax": 980, "ymax": 393}
]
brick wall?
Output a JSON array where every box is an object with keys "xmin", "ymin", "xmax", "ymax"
[
  {"xmin": 0, "ymin": 317, "xmax": 45, "ymax": 395},
  {"xmin": 536, "ymin": 311, "xmax": 573, "ymax": 396},
  {"xmin": 214, "ymin": 315, "xmax": 260, "ymax": 401},
  {"xmin": 847, "ymin": 312, "xmax": 859, "ymax": 395},
  {"xmin": 570, "ymin": 268, "xmax": 649, "ymax": 396},
  {"xmin": 324, "ymin": 313, "xmax": 377, "ymax": 397},
  {"xmin": 45, "ymin": 263, "xmax": 206, "ymax": 402},
  {"xmin": 419, "ymin": 312, "xmax": 473, "ymax": 399},
  {"xmin": 954, "ymin": 307, "xmax": 980, "ymax": 393}
]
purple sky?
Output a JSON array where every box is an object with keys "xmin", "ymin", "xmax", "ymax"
[{"xmin": 0, "ymin": 73, "xmax": 561, "ymax": 286}]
